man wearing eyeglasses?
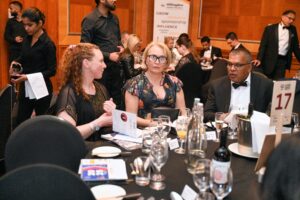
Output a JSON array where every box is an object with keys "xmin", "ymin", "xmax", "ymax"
[
  {"xmin": 204, "ymin": 48, "xmax": 273, "ymax": 122},
  {"xmin": 253, "ymin": 10, "xmax": 300, "ymax": 80}
]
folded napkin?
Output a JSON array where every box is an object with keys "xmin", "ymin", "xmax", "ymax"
[{"xmin": 25, "ymin": 73, "xmax": 48, "ymax": 99}]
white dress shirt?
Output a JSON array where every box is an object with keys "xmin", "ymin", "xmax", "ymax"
[
  {"xmin": 203, "ymin": 46, "xmax": 212, "ymax": 58},
  {"xmin": 278, "ymin": 23, "xmax": 289, "ymax": 56},
  {"xmin": 230, "ymin": 74, "xmax": 251, "ymax": 110}
]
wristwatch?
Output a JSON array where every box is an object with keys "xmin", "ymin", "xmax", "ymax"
[{"xmin": 89, "ymin": 123, "xmax": 100, "ymax": 132}]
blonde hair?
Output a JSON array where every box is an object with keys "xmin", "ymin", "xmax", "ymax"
[
  {"xmin": 59, "ymin": 43, "xmax": 99, "ymax": 100},
  {"xmin": 127, "ymin": 34, "xmax": 141, "ymax": 54},
  {"xmin": 142, "ymin": 42, "xmax": 172, "ymax": 71}
]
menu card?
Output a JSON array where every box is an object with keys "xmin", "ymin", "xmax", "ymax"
[
  {"xmin": 79, "ymin": 159, "xmax": 128, "ymax": 181},
  {"xmin": 113, "ymin": 110, "xmax": 138, "ymax": 138}
]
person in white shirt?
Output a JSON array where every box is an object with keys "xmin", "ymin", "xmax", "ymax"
[{"xmin": 253, "ymin": 10, "xmax": 300, "ymax": 80}]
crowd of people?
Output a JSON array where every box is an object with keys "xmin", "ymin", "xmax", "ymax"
[{"xmin": 3, "ymin": 0, "xmax": 300, "ymax": 199}]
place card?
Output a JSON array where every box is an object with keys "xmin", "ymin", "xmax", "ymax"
[
  {"xmin": 270, "ymin": 80, "xmax": 296, "ymax": 126},
  {"xmin": 181, "ymin": 185, "xmax": 198, "ymax": 200},
  {"xmin": 113, "ymin": 110, "xmax": 137, "ymax": 138},
  {"xmin": 206, "ymin": 131, "xmax": 217, "ymax": 141},
  {"xmin": 168, "ymin": 138, "xmax": 179, "ymax": 150}
]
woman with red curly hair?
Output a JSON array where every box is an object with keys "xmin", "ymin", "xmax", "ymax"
[{"xmin": 56, "ymin": 43, "xmax": 116, "ymax": 140}]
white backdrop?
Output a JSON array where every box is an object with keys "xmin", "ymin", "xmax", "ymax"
[{"xmin": 153, "ymin": 0, "xmax": 190, "ymax": 42}]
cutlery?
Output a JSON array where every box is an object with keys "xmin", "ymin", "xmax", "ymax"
[{"xmin": 97, "ymin": 192, "xmax": 142, "ymax": 200}]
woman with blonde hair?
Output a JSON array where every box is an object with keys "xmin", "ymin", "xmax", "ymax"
[
  {"xmin": 56, "ymin": 43, "xmax": 116, "ymax": 140},
  {"xmin": 124, "ymin": 42, "xmax": 186, "ymax": 127},
  {"xmin": 120, "ymin": 34, "xmax": 142, "ymax": 82}
]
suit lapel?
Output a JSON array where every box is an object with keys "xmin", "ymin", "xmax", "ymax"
[
  {"xmin": 275, "ymin": 24, "xmax": 279, "ymax": 46},
  {"xmin": 223, "ymin": 78, "xmax": 231, "ymax": 112},
  {"xmin": 250, "ymin": 73, "xmax": 256, "ymax": 105}
]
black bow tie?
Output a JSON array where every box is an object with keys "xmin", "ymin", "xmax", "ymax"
[
  {"xmin": 283, "ymin": 26, "xmax": 290, "ymax": 30},
  {"xmin": 232, "ymin": 81, "xmax": 247, "ymax": 89}
]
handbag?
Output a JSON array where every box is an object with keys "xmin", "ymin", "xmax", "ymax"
[{"xmin": 151, "ymin": 107, "xmax": 179, "ymax": 122}]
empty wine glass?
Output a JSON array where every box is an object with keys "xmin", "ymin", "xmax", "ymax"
[
  {"xmin": 292, "ymin": 113, "xmax": 299, "ymax": 132},
  {"xmin": 193, "ymin": 159, "xmax": 214, "ymax": 200},
  {"xmin": 150, "ymin": 135, "xmax": 169, "ymax": 190},
  {"xmin": 210, "ymin": 166, "xmax": 233, "ymax": 200},
  {"xmin": 175, "ymin": 116, "xmax": 188, "ymax": 154},
  {"xmin": 214, "ymin": 112, "xmax": 224, "ymax": 142},
  {"xmin": 158, "ymin": 115, "xmax": 171, "ymax": 138}
]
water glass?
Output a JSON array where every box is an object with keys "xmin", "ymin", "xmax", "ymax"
[
  {"xmin": 193, "ymin": 159, "xmax": 214, "ymax": 200},
  {"xmin": 158, "ymin": 115, "xmax": 171, "ymax": 138},
  {"xmin": 210, "ymin": 166, "xmax": 233, "ymax": 200},
  {"xmin": 134, "ymin": 156, "xmax": 151, "ymax": 186},
  {"xmin": 215, "ymin": 112, "xmax": 224, "ymax": 142},
  {"xmin": 142, "ymin": 129, "xmax": 153, "ymax": 154}
]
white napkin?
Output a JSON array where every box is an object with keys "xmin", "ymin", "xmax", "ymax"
[
  {"xmin": 250, "ymin": 111, "xmax": 275, "ymax": 153},
  {"xmin": 224, "ymin": 109, "xmax": 247, "ymax": 124},
  {"xmin": 25, "ymin": 73, "xmax": 49, "ymax": 99}
]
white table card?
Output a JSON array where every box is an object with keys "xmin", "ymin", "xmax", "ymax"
[
  {"xmin": 181, "ymin": 185, "xmax": 198, "ymax": 200},
  {"xmin": 168, "ymin": 138, "xmax": 180, "ymax": 150},
  {"xmin": 270, "ymin": 80, "xmax": 296, "ymax": 126},
  {"xmin": 113, "ymin": 110, "xmax": 137, "ymax": 138}
]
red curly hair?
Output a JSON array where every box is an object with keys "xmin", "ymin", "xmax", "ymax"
[{"xmin": 59, "ymin": 43, "xmax": 99, "ymax": 100}]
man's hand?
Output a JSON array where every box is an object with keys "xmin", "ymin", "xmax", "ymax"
[
  {"xmin": 11, "ymin": 74, "xmax": 27, "ymax": 84},
  {"xmin": 109, "ymin": 52, "xmax": 120, "ymax": 62},
  {"xmin": 117, "ymin": 46, "xmax": 124, "ymax": 54},
  {"xmin": 15, "ymin": 36, "xmax": 23, "ymax": 43},
  {"xmin": 251, "ymin": 59, "xmax": 261, "ymax": 67}
]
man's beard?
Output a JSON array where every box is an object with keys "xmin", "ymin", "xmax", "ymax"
[{"xmin": 104, "ymin": 1, "xmax": 116, "ymax": 11}]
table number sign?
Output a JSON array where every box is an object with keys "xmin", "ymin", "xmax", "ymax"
[{"xmin": 270, "ymin": 80, "xmax": 296, "ymax": 126}]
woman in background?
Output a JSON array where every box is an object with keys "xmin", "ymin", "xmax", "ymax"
[
  {"xmin": 56, "ymin": 43, "xmax": 115, "ymax": 140},
  {"xmin": 174, "ymin": 33, "xmax": 201, "ymax": 74},
  {"xmin": 124, "ymin": 42, "xmax": 186, "ymax": 127},
  {"xmin": 120, "ymin": 34, "xmax": 142, "ymax": 82},
  {"xmin": 10, "ymin": 7, "xmax": 56, "ymax": 126}
]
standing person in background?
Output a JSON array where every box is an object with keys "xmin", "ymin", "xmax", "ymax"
[
  {"xmin": 4, "ymin": 1, "xmax": 26, "ymax": 63},
  {"xmin": 200, "ymin": 36, "xmax": 222, "ymax": 64},
  {"xmin": 120, "ymin": 34, "xmax": 142, "ymax": 83},
  {"xmin": 164, "ymin": 36, "xmax": 181, "ymax": 71},
  {"xmin": 9, "ymin": 7, "xmax": 56, "ymax": 126},
  {"xmin": 174, "ymin": 33, "xmax": 201, "ymax": 74},
  {"xmin": 225, "ymin": 32, "xmax": 247, "ymax": 52},
  {"xmin": 81, "ymin": 0, "xmax": 125, "ymax": 109},
  {"xmin": 253, "ymin": 10, "xmax": 300, "ymax": 80}
]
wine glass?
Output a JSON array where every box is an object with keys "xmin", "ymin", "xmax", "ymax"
[
  {"xmin": 10, "ymin": 62, "xmax": 23, "ymax": 92},
  {"xmin": 158, "ymin": 115, "xmax": 171, "ymax": 138},
  {"xmin": 150, "ymin": 135, "xmax": 169, "ymax": 190},
  {"xmin": 291, "ymin": 113, "xmax": 299, "ymax": 132},
  {"xmin": 175, "ymin": 116, "xmax": 188, "ymax": 154},
  {"xmin": 227, "ymin": 105, "xmax": 238, "ymax": 139},
  {"xmin": 214, "ymin": 112, "xmax": 224, "ymax": 142},
  {"xmin": 193, "ymin": 159, "xmax": 214, "ymax": 200},
  {"xmin": 210, "ymin": 166, "xmax": 233, "ymax": 200}
]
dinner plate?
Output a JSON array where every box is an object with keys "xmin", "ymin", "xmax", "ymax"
[
  {"xmin": 201, "ymin": 65, "xmax": 213, "ymax": 71},
  {"xmin": 92, "ymin": 146, "xmax": 121, "ymax": 158},
  {"xmin": 205, "ymin": 121, "xmax": 228, "ymax": 129},
  {"xmin": 91, "ymin": 184, "xmax": 126, "ymax": 200},
  {"xmin": 228, "ymin": 143, "xmax": 259, "ymax": 159}
]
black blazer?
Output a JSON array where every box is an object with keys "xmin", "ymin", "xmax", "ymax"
[
  {"xmin": 230, "ymin": 43, "xmax": 247, "ymax": 52},
  {"xmin": 204, "ymin": 72, "xmax": 273, "ymax": 121},
  {"xmin": 257, "ymin": 23, "xmax": 300, "ymax": 75},
  {"xmin": 200, "ymin": 46, "xmax": 223, "ymax": 60}
]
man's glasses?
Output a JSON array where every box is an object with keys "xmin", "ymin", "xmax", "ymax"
[
  {"xmin": 227, "ymin": 62, "xmax": 251, "ymax": 69},
  {"xmin": 147, "ymin": 55, "xmax": 168, "ymax": 64}
]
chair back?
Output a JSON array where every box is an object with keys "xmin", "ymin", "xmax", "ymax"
[
  {"xmin": 209, "ymin": 59, "xmax": 228, "ymax": 81},
  {"xmin": 0, "ymin": 163, "xmax": 95, "ymax": 200},
  {"xmin": 0, "ymin": 85, "xmax": 15, "ymax": 161},
  {"xmin": 5, "ymin": 115, "xmax": 87, "ymax": 172}
]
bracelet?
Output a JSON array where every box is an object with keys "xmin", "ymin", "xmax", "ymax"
[{"xmin": 88, "ymin": 122, "xmax": 100, "ymax": 132}]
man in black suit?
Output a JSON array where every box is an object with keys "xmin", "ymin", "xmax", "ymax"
[
  {"xmin": 225, "ymin": 32, "xmax": 247, "ymax": 52},
  {"xmin": 204, "ymin": 48, "xmax": 273, "ymax": 122},
  {"xmin": 200, "ymin": 36, "xmax": 222, "ymax": 64},
  {"xmin": 253, "ymin": 10, "xmax": 300, "ymax": 80}
]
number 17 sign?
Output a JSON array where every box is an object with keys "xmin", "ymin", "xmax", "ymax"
[{"xmin": 270, "ymin": 80, "xmax": 296, "ymax": 126}]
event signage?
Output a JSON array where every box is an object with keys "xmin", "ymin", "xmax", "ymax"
[{"xmin": 153, "ymin": 0, "xmax": 190, "ymax": 42}]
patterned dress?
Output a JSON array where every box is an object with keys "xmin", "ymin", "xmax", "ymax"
[{"xmin": 124, "ymin": 72, "xmax": 183, "ymax": 118}]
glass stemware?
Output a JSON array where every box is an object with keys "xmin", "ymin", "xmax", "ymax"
[
  {"xmin": 175, "ymin": 116, "xmax": 188, "ymax": 154},
  {"xmin": 158, "ymin": 115, "xmax": 171, "ymax": 138},
  {"xmin": 291, "ymin": 113, "xmax": 300, "ymax": 132},
  {"xmin": 150, "ymin": 135, "xmax": 169, "ymax": 190},
  {"xmin": 11, "ymin": 63, "xmax": 23, "ymax": 92},
  {"xmin": 193, "ymin": 159, "xmax": 214, "ymax": 200},
  {"xmin": 214, "ymin": 112, "xmax": 224, "ymax": 142},
  {"xmin": 210, "ymin": 166, "xmax": 233, "ymax": 200}
]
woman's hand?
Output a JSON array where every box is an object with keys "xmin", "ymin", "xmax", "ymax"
[
  {"xmin": 103, "ymin": 98, "xmax": 116, "ymax": 115},
  {"xmin": 11, "ymin": 74, "xmax": 27, "ymax": 84},
  {"xmin": 95, "ymin": 113, "xmax": 113, "ymax": 127}
]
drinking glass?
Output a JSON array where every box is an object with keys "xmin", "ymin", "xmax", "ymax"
[
  {"xmin": 158, "ymin": 115, "xmax": 171, "ymax": 138},
  {"xmin": 214, "ymin": 112, "xmax": 224, "ymax": 142},
  {"xmin": 210, "ymin": 166, "xmax": 233, "ymax": 200},
  {"xmin": 227, "ymin": 105, "xmax": 238, "ymax": 139},
  {"xmin": 193, "ymin": 159, "xmax": 214, "ymax": 200},
  {"xmin": 175, "ymin": 116, "xmax": 188, "ymax": 154},
  {"xmin": 150, "ymin": 135, "xmax": 169, "ymax": 190},
  {"xmin": 291, "ymin": 113, "xmax": 299, "ymax": 132},
  {"xmin": 11, "ymin": 63, "xmax": 23, "ymax": 92}
]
